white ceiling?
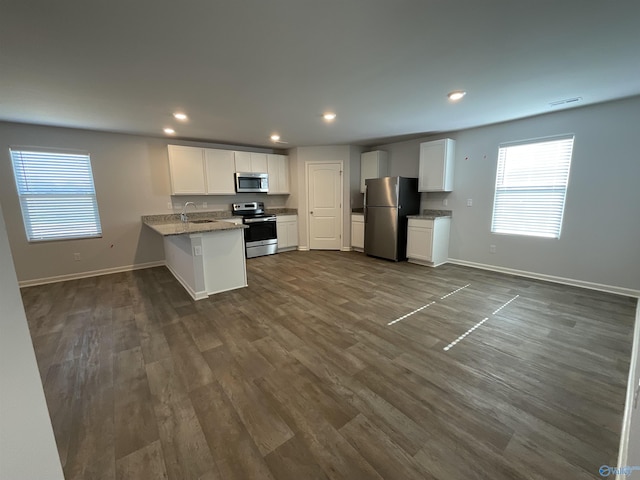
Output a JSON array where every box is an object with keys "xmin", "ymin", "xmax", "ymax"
[{"xmin": 1, "ymin": 0, "xmax": 639, "ymax": 148}]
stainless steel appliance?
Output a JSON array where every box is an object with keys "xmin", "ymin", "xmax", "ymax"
[
  {"xmin": 235, "ymin": 172, "xmax": 269, "ymax": 193},
  {"xmin": 364, "ymin": 177, "xmax": 420, "ymax": 261},
  {"xmin": 232, "ymin": 202, "xmax": 277, "ymax": 258}
]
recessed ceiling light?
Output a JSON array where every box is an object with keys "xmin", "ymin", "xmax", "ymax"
[
  {"xmin": 323, "ymin": 112, "xmax": 337, "ymax": 121},
  {"xmin": 163, "ymin": 128, "xmax": 176, "ymax": 135},
  {"xmin": 270, "ymin": 134, "xmax": 281, "ymax": 142},
  {"xmin": 447, "ymin": 91, "xmax": 467, "ymax": 101},
  {"xmin": 173, "ymin": 112, "xmax": 188, "ymax": 121}
]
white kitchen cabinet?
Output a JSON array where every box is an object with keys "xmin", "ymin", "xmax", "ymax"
[
  {"xmin": 267, "ymin": 154, "xmax": 290, "ymax": 194},
  {"xmin": 406, "ymin": 217, "xmax": 450, "ymax": 266},
  {"xmin": 204, "ymin": 149, "xmax": 236, "ymax": 194},
  {"xmin": 168, "ymin": 145, "xmax": 206, "ymax": 195},
  {"xmin": 276, "ymin": 215, "xmax": 298, "ymax": 251},
  {"xmin": 235, "ymin": 151, "xmax": 268, "ymax": 173},
  {"xmin": 360, "ymin": 150, "xmax": 389, "ymax": 193},
  {"xmin": 168, "ymin": 145, "xmax": 237, "ymax": 195},
  {"xmin": 351, "ymin": 214, "xmax": 364, "ymax": 251},
  {"xmin": 418, "ymin": 138, "xmax": 455, "ymax": 192}
]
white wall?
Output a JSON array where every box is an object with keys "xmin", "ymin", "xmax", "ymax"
[
  {"xmin": 348, "ymin": 145, "xmax": 364, "ymax": 210},
  {"xmin": 0, "ymin": 202, "xmax": 65, "ymax": 480},
  {"xmin": 0, "ymin": 122, "xmax": 285, "ymax": 284},
  {"xmin": 375, "ymin": 96, "xmax": 640, "ymax": 293}
]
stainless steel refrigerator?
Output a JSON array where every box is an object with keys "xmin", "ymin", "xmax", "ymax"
[{"xmin": 364, "ymin": 176, "xmax": 420, "ymax": 261}]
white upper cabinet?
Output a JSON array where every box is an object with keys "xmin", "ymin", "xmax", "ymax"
[
  {"xmin": 168, "ymin": 145, "xmax": 236, "ymax": 195},
  {"xmin": 418, "ymin": 138, "xmax": 455, "ymax": 192},
  {"xmin": 204, "ymin": 149, "xmax": 236, "ymax": 194},
  {"xmin": 168, "ymin": 145, "xmax": 206, "ymax": 195},
  {"xmin": 267, "ymin": 154, "xmax": 290, "ymax": 195},
  {"xmin": 360, "ymin": 150, "xmax": 388, "ymax": 193},
  {"xmin": 251, "ymin": 153, "xmax": 268, "ymax": 173},
  {"xmin": 235, "ymin": 151, "xmax": 268, "ymax": 173}
]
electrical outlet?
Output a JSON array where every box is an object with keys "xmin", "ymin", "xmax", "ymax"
[
  {"xmin": 193, "ymin": 245, "xmax": 202, "ymax": 256},
  {"xmin": 202, "ymin": 202, "xmax": 208, "ymax": 208},
  {"xmin": 443, "ymin": 199, "xmax": 448, "ymax": 206},
  {"xmin": 167, "ymin": 202, "xmax": 173, "ymax": 210},
  {"xmin": 73, "ymin": 253, "xmax": 81, "ymax": 261},
  {"xmin": 467, "ymin": 198, "xmax": 473, "ymax": 207},
  {"xmin": 489, "ymin": 245, "xmax": 496, "ymax": 254}
]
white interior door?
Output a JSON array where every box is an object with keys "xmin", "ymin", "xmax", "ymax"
[{"xmin": 308, "ymin": 163, "xmax": 342, "ymax": 250}]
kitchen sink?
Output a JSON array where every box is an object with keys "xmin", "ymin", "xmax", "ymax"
[{"xmin": 190, "ymin": 219, "xmax": 215, "ymax": 224}]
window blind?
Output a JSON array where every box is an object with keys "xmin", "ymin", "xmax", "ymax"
[
  {"xmin": 491, "ymin": 136, "xmax": 574, "ymax": 239},
  {"xmin": 10, "ymin": 148, "xmax": 102, "ymax": 242}
]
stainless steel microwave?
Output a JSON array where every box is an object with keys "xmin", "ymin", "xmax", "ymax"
[{"xmin": 235, "ymin": 172, "xmax": 269, "ymax": 193}]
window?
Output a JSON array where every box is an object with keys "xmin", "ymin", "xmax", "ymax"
[
  {"xmin": 491, "ymin": 135, "xmax": 574, "ymax": 238},
  {"xmin": 10, "ymin": 148, "xmax": 102, "ymax": 242}
]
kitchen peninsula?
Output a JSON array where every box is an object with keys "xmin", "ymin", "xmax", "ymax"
[{"xmin": 143, "ymin": 213, "xmax": 247, "ymax": 300}]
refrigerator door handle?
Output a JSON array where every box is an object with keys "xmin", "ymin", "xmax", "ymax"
[{"xmin": 363, "ymin": 184, "xmax": 367, "ymax": 222}]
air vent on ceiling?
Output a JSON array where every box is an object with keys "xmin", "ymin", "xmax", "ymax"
[{"xmin": 549, "ymin": 97, "xmax": 582, "ymax": 107}]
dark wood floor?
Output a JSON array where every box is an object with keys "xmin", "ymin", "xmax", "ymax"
[{"xmin": 23, "ymin": 251, "xmax": 637, "ymax": 480}]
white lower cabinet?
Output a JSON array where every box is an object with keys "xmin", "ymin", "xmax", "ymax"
[
  {"xmin": 351, "ymin": 214, "xmax": 364, "ymax": 251},
  {"xmin": 406, "ymin": 217, "xmax": 450, "ymax": 266},
  {"xmin": 276, "ymin": 215, "xmax": 298, "ymax": 251}
]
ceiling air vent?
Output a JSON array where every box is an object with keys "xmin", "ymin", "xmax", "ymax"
[{"xmin": 549, "ymin": 97, "xmax": 582, "ymax": 107}]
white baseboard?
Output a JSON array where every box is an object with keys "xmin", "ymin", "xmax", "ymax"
[
  {"xmin": 341, "ymin": 247, "xmax": 352, "ymax": 252},
  {"xmin": 617, "ymin": 303, "xmax": 640, "ymax": 479},
  {"xmin": 18, "ymin": 261, "xmax": 166, "ymax": 288},
  {"xmin": 297, "ymin": 246, "xmax": 309, "ymax": 251},
  {"xmin": 164, "ymin": 263, "xmax": 207, "ymax": 301},
  {"xmin": 448, "ymin": 258, "xmax": 640, "ymax": 298}
]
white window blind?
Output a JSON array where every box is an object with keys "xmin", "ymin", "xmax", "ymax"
[
  {"xmin": 491, "ymin": 135, "xmax": 574, "ymax": 239},
  {"xmin": 10, "ymin": 148, "xmax": 102, "ymax": 242}
]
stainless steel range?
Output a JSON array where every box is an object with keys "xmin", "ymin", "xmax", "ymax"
[{"xmin": 232, "ymin": 202, "xmax": 277, "ymax": 258}]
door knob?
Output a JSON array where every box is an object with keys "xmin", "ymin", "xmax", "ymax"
[{"xmin": 310, "ymin": 211, "xmax": 314, "ymax": 214}]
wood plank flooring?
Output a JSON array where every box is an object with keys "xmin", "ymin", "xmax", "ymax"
[{"xmin": 22, "ymin": 251, "xmax": 637, "ymax": 480}]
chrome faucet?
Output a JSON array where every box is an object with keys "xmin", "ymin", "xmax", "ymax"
[{"xmin": 180, "ymin": 202, "xmax": 197, "ymax": 223}]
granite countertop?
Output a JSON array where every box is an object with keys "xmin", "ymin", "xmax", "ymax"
[
  {"xmin": 144, "ymin": 219, "xmax": 247, "ymax": 237},
  {"xmin": 352, "ymin": 208, "xmax": 451, "ymax": 219},
  {"xmin": 142, "ymin": 212, "xmax": 246, "ymax": 237},
  {"xmin": 407, "ymin": 209, "xmax": 453, "ymax": 220},
  {"xmin": 142, "ymin": 207, "xmax": 298, "ymax": 237}
]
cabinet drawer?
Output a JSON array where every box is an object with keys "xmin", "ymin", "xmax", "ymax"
[
  {"xmin": 408, "ymin": 218, "xmax": 434, "ymax": 228},
  {"xmin": 276, "ymin": 215, "xmax": 297, "ymax": 224}
]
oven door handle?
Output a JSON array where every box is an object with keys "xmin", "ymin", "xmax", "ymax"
[{"xmin": 244, "ymin": 217, "xmax": 277, "ymax": 224}]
